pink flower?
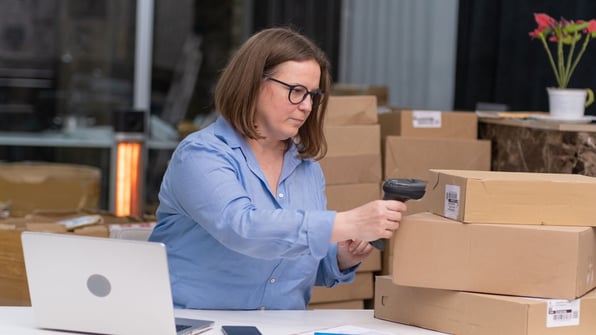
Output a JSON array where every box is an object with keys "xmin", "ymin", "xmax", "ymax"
[
  {"xmin": 534, "ymin": 13, "xmax": 555, "ymax": 29},
  {"xmin": 587, "ymin": 19, "xmax": 596, "ymax": 33}
]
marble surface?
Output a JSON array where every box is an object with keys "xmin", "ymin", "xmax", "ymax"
[{"xmin": 478, "ymin": 118, "xmax": 596, "ymax": 176}]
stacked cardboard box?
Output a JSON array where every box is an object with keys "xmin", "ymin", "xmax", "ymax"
[
  {"xmin": 379, "ymin": 109, "xmax": 491, "ymax": 274},
  {"xmin": 308, "ymin": 95, "xmax": 382, "ymax": 309},
  {"xmin": 374, "ymin": 169, "xmax": 596, "ymax": 334}
]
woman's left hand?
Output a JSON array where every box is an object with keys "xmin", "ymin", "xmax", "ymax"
[{"xmin": 336, "ymin": 239, "xmax": 374, "ymax": 271}]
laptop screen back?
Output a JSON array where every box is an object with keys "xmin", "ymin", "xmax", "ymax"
[{"xmin": 21, "ymin": 231, "xmax": 189, "ymax": 335}]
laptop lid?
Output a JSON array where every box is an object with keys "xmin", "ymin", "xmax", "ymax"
[{"xmin": 21, "ymin": 231, "xmax": 213, "ymax": 335}]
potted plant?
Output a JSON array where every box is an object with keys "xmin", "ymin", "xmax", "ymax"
[{"xmin": 529, "ymin": 13, "xmax": 596, "ymax": 119}]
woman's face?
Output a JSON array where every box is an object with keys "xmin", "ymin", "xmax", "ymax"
[{"xmin": 255, "ymin": 60, "xmax": 321, "ymax": 143}]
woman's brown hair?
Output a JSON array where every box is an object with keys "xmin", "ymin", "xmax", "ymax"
[{"xmin": 214, "ymin": 27, "xmax": 330, "ymax": 160}]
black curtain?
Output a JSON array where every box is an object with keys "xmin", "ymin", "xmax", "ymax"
[
  {"xmin": 251, "ymin": 0, "xmax": 342, "ymax": 81},
  {"xmin": 455, "ymin": 0, "xmax": 596, "ymax": 115}
]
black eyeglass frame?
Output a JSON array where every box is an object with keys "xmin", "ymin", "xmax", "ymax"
[{"xmin": 264, "ymin": 76, "xmax": 325, "ymax": 105}]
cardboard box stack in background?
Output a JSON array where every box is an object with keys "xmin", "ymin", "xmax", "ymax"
[
  {"xmin": 374, "ymin": 169, "xmax": 596, "ymax": 334},
  {"xmin": 378, "ymin": 109, "xmax": 491, "ymax": 274},
  {"xmin": 308, "ymin": 95, "xmax": 382, "ymax": 309}
]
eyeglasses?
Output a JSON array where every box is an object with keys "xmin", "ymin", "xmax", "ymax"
[{"xmin": 265, "ymin": 76, "xmax": 324, "ymax": 105}]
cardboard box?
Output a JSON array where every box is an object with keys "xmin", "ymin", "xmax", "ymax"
[
  {"xmin": 322, "ymin": 124, "xmax": 382, "ymax": 185},
  {"xmin": 0, "ymin": 162, "xmax": 101, "ymax": 217},
  {"xmin": 325, "ymin": 183, "xmax": 381, "ymax": 212},
  {"xmin": 325, "ymin": 125, "xmax": 381, "ymax": 156},
  {"xmin": 392, "ymin": 212, "xmax": 596, "ymax": 300},
  {"xmin": 325, "ymin": 95, "xmax": 378, "ymax": 125},
  {"xmin": 310, "ymin": 272, "xmax": 373, "ymax": 304},
  {"xmin": 426, "ymin": 169, "xmax": 596, "ymax": 226},
  {"xmin": 331, "ymin": 84, "xmax": 388, "ymax": 107},
  {"xmin": 383, "ymin": 136, "xmax": 491, "ymax": 181},
  {"xmin": 320, "ymin": 154, "xmax": 381, "ymax": 185},
  {"xmin": 375, "ymin": 275, "xmax": 596, "ymax": 335},
  {"xmin": 378, "ymin": 109, "xmax": 477, "ymax": 139},
  {"xmin": 358, "ymin": 248, "xmax": 382, "ymax": 272}
]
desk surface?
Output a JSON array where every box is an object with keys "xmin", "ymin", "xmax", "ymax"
[{"xmin": 0, "ymin": 307, "xmax": 446, "ymax": 335}]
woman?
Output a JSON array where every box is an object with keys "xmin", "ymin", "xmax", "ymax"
[{"xmin": 149, "ymin": 27, "xmax": 406, "ymax": 310}]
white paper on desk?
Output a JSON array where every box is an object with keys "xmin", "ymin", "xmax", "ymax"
[{"xmin": 296, "ymin": 325, "xmax": 399, "ymax": 335}]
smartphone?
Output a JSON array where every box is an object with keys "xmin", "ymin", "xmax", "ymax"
[{"xmin": 221, "ymin": 325, "xmax": 262, "ymax": 335}]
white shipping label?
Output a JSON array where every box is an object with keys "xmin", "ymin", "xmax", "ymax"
[
  {"xmin": 546, "ymin": 299, "xmax": 580, "ymax": 328},
  {"xmin": 444, "ymin": 184, "xmax": 460, "ymax": 220},
  {"xmin": 412, "ymin": 110, "xmax": 442, "ymax": 128}
]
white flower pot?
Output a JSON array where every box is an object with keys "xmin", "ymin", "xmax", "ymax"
[{"xmin": 547, "ymin": 87, "xmax": 591, "ymax": 120}]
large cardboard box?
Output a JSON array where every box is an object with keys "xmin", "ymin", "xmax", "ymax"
[
  {"xmin": 392, "ymin": 212, "xmax": 596, "ymax": 300},
  {"xmin": 426, "ymin": 169, "xmax": 596, "ymax": 226},
  {"xmin": 325, "ymin": 95, "xmax": 378, "ymax": 125},
  {"xmin": 378, "ymin": 109, "xmax": 477, "ymax": 139},
  {"xmin": 0, "ymin": 162, "xmax": 101, "ymax": 217},
  {"xmin": 384, "ymin": 136, "xmax": 491, "ymax": 181},
  {"xmin": 375, "ymin": 275, "xmax": 596, "ymax": 335},
  {"xmin": 321, "ymin": 125, "xmax": 382, "ymax": 185}
]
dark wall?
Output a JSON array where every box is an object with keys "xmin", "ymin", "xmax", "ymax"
[{"xmin": 251, "ymin": 0, "xmax": 342, "ymax": 81}]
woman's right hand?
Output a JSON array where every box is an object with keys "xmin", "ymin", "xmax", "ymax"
[{"xmin": 331, "ymin": 199, "xmax": 407, "ymax": 243}]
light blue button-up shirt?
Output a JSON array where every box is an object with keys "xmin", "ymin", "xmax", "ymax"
[{"xmin": 149, "ymin": 116, "xmax": 356, "ymax": 310}]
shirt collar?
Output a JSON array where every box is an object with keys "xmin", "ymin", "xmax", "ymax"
[{"xmin": 213, "ymin": 115, "xmax": 301, "ymax": 159}]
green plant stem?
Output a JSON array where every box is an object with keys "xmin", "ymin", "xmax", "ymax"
[
  {"xmin": 557, "ymin": 37, "xmax": 566, "ymax": 88},
  {"xmin": 540, "ymin": 36, "xmax": 562, "ymax": 87},
  {"xmin": 567, "ymin": 34, "xmax": 591, "ymax": 88},
  {"xmin": 564, "ymin": 36, "xmax": 577, "ymax": 88}
]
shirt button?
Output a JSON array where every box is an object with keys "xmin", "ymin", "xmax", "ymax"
[
  {"xmin": 278, "ymin": 193, "xmax": 284, "ymax": 198},
  {"xmin": 270, "ymin": 278, "xmax": 276, "ymax": 284}
]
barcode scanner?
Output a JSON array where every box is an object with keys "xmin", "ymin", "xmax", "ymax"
[{"xmin": 369, "ymin": 178, "xmax": 426, "ymax": 251}]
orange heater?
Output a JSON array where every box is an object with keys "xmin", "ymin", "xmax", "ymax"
[{"xmin": 112, "ymin": 109, "xmax": 146, "ymax": 217}]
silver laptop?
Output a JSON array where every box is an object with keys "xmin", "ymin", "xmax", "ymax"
[{"xmin": 21, "ymin": 231, "xmax": 213, "ymax": 335}]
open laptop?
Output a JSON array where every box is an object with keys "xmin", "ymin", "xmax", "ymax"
[{"xmin": 21, "ymin": 231, "xmax": 213, "ymax": 335}]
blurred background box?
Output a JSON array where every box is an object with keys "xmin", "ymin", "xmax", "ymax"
[
  {"xmin": 331, "ymin": 84, "xmax": 388, "ymax": 107},
  {"xmin": 0, "ymin": 162, "xmax": 101, "ymax": 217},
  {"xmin": 321, "ymin": 124, "xmax": 381, "ymax": 186},
  {"xmin": 325, "ymin": 95, "xmax": 378, "ymax": 126},
  {"xmin": 384, "ymin": 136, "xmax": 490, "ymax": 183},
  {"xmin": 379, "ymin": 109, "xmax": 477, "ymax": 139}
]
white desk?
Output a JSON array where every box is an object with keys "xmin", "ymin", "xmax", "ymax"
[{"xmin": 0, "ymin": 307, "xmax": 447, "ymax": 335}]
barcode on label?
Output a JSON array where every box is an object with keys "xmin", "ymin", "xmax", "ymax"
[
  {"xmin": 444, "ymin": 184, "xmax": 460, "ymax": 220},
  {"xmin": 412, "ymin": 111, "xmax": 441, "ymax": 128},
  {"xmin": 546, "ymin": 299, "xmax": 580, "ymax": 328}
]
